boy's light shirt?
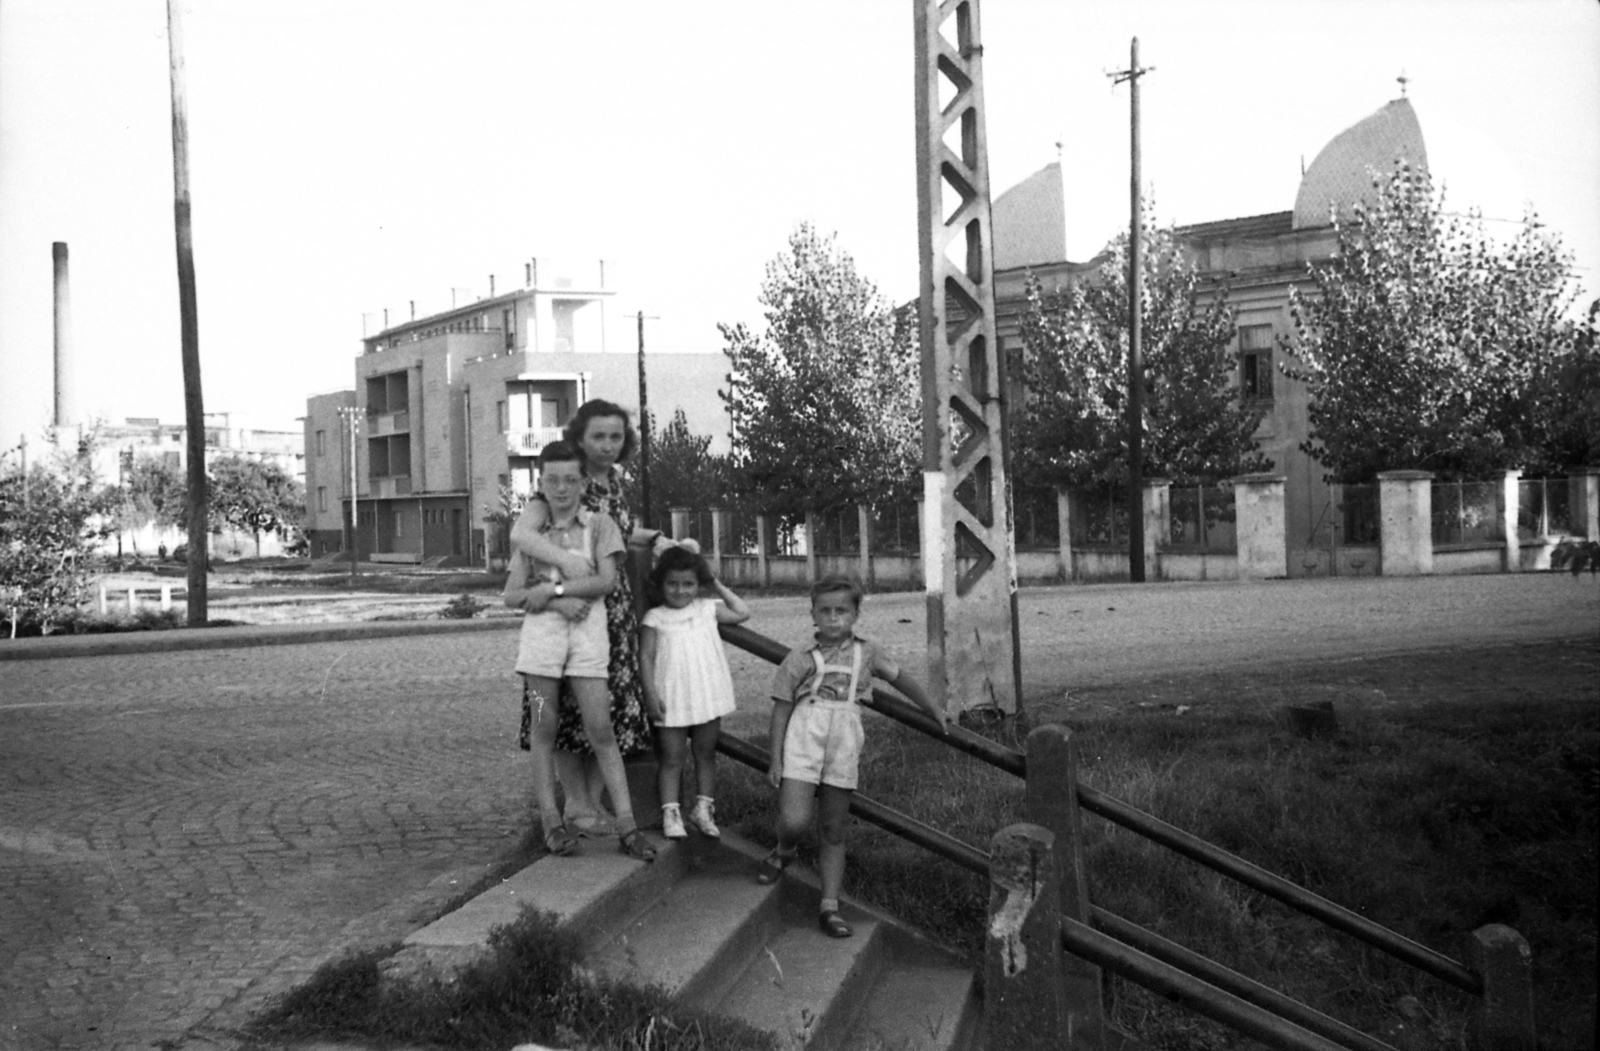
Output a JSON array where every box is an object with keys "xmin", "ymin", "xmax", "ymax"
[{"xmin": 770, "ymin": 632, "xmax": 900, "ymax": 705}]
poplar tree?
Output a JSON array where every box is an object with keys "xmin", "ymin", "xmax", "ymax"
[
  {"xmin": 1015, "ymin": 218, "xmax": 1271, "ymax": 489},
  {"xmin": 720, "ymin": 223, "xmax": 919, "ymax": 516},
  {"xmin": 1282, "ymin": 162, "xmax": 1585, "ymax": 481}
]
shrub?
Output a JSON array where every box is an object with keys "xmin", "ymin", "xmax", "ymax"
[{"xmin": 441, "ymin": 593, "xmax": 487, "ymax": 619}]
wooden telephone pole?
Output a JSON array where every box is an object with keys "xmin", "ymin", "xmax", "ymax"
[
  {"xmin": 1110, "ymin": 38, "xmax": 1153, "ymax": 583},
  {"xmin": 168, "ymin": 0, "xmax": 208, "ymax": 623}
]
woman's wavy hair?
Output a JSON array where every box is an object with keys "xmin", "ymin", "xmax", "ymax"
[{"xmin": 563, "ymin": 399, "xmax": 637, "ymax": 465}]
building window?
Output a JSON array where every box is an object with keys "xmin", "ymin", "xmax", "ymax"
[
  {"xmin": 317, "ymin": 486, "xmax": 327, "ymax": 512},
  {"xmin": 1239, "ymin": 324, "xmax": 1274, "ymax": 402},
  {"xmin": 497, "ymin": 400, "xmax": 509, "ymax": 433},
  {"xmin": 503, "ymin": 308, "xmax": 516, "ymax": 350},
  {"xmin": 316, "ymin": 429, "xmax": 327, "ymax": 456}
]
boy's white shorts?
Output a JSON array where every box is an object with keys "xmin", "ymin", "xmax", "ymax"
[
  {"xmin": 515, "ymin": 603, "xmax": 609, "ymax": 679},
  {"xmin": 782, "ymin": 700, "xmax": 864, "ymax": 790}
]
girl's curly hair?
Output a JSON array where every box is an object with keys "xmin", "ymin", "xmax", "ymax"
[{"xmin": 646, "ymin": 543, "xmax": 713, "ymax": 606}]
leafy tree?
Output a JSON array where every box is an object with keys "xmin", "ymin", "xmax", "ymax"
[
  {"xmin": 1281, "ymin": 162, "xmax": 1584, "ymax": 482},
  {"xmin": 208, "ymin": 455, "xmax": 304, "ymax": 556},
  {"xmin": 630, "ymin": 409, "xmax": 731, "ymax": 529},
  {"xmin": 1015, "ymin": 216, "xmax": 1272, "ymax": 490},
  {"xmin": 720, "ymin": 223, "xmax": 920, "ymax": 517},
  {"xmin": 1528, "ymin": 298, "xmax": 1600, "ymax": 472},
  {"xmin": 1, "ymin": 444, "xmax": 112, "ymax": 636},
  {"xmin": 116, "ymin": 456, "xmax": 188, "ymax": 535}
]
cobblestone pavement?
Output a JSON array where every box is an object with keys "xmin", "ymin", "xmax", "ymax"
[
  {"xmin": 1, "ymin": 572, "xmax": 1595, "ymax": 1050},
  {"xmin": 1, "ymin": 632, "xmax": 531, "ymax": 1051}
]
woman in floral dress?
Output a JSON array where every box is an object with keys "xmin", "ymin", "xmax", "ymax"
[{"xmin": 511, "ymin": 400, "xmax": 662, "ymax": 831}]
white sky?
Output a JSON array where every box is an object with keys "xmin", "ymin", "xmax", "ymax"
[{"xmin": 2, "ymin": 0, "xmax": 1596, "ymax": 442}]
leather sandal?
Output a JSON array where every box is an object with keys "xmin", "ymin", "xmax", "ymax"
[
  {"xmin": 617, "ymin": 828, "xmax": 657, "ymax": 863},
  {"xmin": 543, "ymin": 824, "xmax": 578, "ymax": 857},
  {"xmin": 818, "ymin": 909, "xmax": 853, "ymax": 939},
  {"xmin": 755, "ymin": 848, "xmax": 796, "ymax": 885}
]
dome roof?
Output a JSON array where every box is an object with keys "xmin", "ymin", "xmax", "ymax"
[
  {"xmin": 993, "ymin": 161, "xmax": 1065, "ymax": 270},
  {"xmin": 1293, "ymin": 99, "xmax": 1425, "ymax": 229},
  {"xmin": 1292, "ymin": 97, "xmax": 1529, "ymax": 231}
]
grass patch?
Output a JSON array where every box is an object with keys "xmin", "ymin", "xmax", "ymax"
[
  {"xmin": 250, "ymin": 906, "xmax": 777, "ymax": 1051},
  {"xmin": 716, "ymin": 641, "xmax": 1598, "ymax": 1050}
]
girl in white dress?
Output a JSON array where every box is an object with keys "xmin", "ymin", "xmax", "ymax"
[{"xmin": 640, "ymin": 540, "xmax": 752, "ymax": 839}]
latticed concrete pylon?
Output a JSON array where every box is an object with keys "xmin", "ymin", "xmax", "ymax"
[{"xmin": 913, "ymin": 0, "xmax": 1020, "ymax": 715}]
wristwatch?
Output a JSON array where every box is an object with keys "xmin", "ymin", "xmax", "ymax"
[{"xmin": 553, "ymin": 582, "xmax": 566, "ymax": 597}]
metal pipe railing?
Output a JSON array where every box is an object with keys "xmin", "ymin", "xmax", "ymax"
[
  {"xmin": 716, "ymin": 621, "xmax": 1481, "ymax": 1006},
  {"xmin": 1061, "ymin": 917, "xmax": 1352, "ymax": 1051},
  {"xmin": 1088, "ymin": 907, "xmax": 1397, "ymax": 1051},
  {"xmin": 1074, "ymin": 784, "xmax": 1480, "ymax": 996}
]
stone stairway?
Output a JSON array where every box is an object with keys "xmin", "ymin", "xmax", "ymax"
[{"xmin": 396, "ymin": 829, "xmax": 982, "ymax": 1050}]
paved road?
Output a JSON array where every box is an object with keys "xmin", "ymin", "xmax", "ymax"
[{"xmin": 1, "ymin": 573, "xmax": 1595, "ymax": 1050}]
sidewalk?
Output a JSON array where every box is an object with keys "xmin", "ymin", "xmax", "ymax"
[{"xmin": 0, "ymin": 613, "xmax": 518, "ymax": 662}]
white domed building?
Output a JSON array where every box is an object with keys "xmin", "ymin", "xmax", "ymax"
[{"xmin": 992, "ymin": 95, "xmax": 1530, "ymax": 577}]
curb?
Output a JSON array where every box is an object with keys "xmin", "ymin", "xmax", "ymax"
[{"xmin": 0, "ymin": 615, "xmax": 521, "ymax": 662}]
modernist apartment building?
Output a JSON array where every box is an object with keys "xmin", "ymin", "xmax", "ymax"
[{"xmin": 303, "ymin": 258, "xmax": 728, "ymax": 566}]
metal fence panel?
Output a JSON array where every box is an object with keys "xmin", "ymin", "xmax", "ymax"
[
  {"xmin": 1432, "ymin": 481, "xmax": 1500, "ymax": 545},
  {"xmin": 1167, "ymin": 485, "xmax": 1237, "ymax": 553},
  {"xmin": 1339, "ymin": 484, "xmax": 1380, "ymax": 545}
]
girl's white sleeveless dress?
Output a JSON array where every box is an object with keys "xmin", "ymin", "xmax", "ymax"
[{"xmin": 641, "ymin": 598, "xmax": 737, "ymax": 727}]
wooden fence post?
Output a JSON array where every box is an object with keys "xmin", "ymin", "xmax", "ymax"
[
  {"xmin": 756, "ymin": 513, "xmax": 770, "ymax": 588},
  {"xmin": 1026, "ymin": 725, "xmax": 1106, "ymax": 1048},
  {"xmin": 986, "ymin": 823, "xmax": 1066, "ymax": 1049},
  {"xmin": 1467, "ymin": 924, "xmax": 1535, "ymax": 1050}
]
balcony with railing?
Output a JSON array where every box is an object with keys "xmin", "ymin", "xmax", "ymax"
[{"xmin": 506, "ymin": 426, "xmax": 565, "ymax": 456}]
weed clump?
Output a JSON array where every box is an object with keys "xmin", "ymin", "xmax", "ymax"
[{"xmin": 252, "ymin": 907, "xmax": 776, "ymax": 1051}]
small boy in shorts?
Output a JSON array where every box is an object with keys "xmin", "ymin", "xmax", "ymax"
[
  {"xmin": 503, "ymin": 440, "xmax": 655, "ymax": 862},
  {"xmin": 757, "ymin": 575, "xmax": 949, "ymax": 937}
]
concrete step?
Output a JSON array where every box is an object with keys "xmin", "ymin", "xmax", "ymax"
[
  {"xmin": 838, "ymin": 958, "xmax": 980, "ymax": 1051},
  {"xmin": 710, "ymin": 889, "xmax": 888, "ymax": 1050},
  {"xmin": 585, "ymin": 840, "xmax": 785, "ymax": 1004},
  {"xmin": 384, "ymin": 830, "xmax": 680, "ymax": 982}
]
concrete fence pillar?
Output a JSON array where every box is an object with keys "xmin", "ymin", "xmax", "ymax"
[
  {"xmin": 1055, "ymin": 489, "xmax": 1073, "ymax": 582},
  {"xmin": 1569, "ymin": 468, "xmax": 1600, "ymax": 542},
  {"xmin": 1025, "ymin": 726, "xmax": 1106, "ymax": 1049},
  {"xmin": 858, "ymin": 503, "xmax": 873, "ymax": 588},
  {"xmin": 1500, "ymin": 469, "xmax": 1522, "ymax": 573},
  {"xmin": 915, "ymin": 498, "xmax": 926, "ymax": 588},
  {"xmin": 1377, "ymin": 470, "xmax": 1434, "ymax": 576},
  {"xmin": 985, "ymin": 823, "xmax": 1067, "ymax": 1050},
  {"xmin": 710, "ymin": 507, "xmax": 726, "ymax": 576},
  {"xmin": 1467, "ymin": 924, "xmax": 1536, "ymax": 1050},
  {"xmin": 669, "ymin": 506, "xmax": 690, "ymax": 543},
  {"xmin": 1142, "ymin": 479, "xmax": 1170, "ymax": 577},
  {"xmin": 755, "ymin": 514, "xmax": 771, "ymax": 588},
  {"xmin": 1232, "ymin": 473, "xmax": 1288, "ymax": 580},
  {"xmin": 804, "ymin": 510, "xmax": 818, "ymax": 583}
]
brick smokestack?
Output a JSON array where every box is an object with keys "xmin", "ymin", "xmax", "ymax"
[{"xmin": 52, "ymin": 241, "xmax": 76, "ymax": 428}]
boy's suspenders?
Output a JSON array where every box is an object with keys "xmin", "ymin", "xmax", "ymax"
[{"xmin": 806, "ymin": 642, "xmax": 864, "ymax": 704}]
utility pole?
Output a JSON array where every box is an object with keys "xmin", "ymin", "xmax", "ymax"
[
  {"xmin": 339, "ymin": 405, "xmax": 361, "ymax": 581},
  {"xmin": 168, "ymin": 0, "xmax": 208, "ymax": 623},
  {"xmin": 634, "ymin": 310, "xmax": 660, "ymax": 530},
  {"xmin": 1110, "ymin": 38, "xmax": 1153, "ymax": 583}
]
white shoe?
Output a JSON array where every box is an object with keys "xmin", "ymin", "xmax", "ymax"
[
  {"xmin": 661, "ymin": 804, "xmax": 687, "ymax": 839},
  {"xmin": 688, "ymin": 797, "xmax": 721, "ymax": 838}
]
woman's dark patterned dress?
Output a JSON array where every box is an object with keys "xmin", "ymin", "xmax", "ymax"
[{"xmin": 518, "ymin": 468, "xmax": 653, "ymax": 758}]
